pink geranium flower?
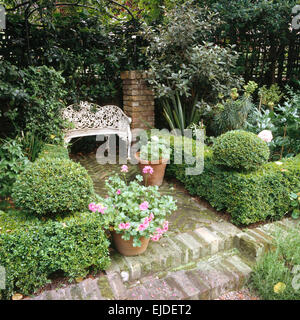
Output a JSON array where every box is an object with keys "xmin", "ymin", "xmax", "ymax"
[
  {"xmin": 138, "ymin": 223, "xmax": 147, "ymax": 231},
  {"xmin": 142, "ymin": 166, "xmax": 154, "ymax": 174},
  {"xmin": 163, "ymin": 221, "xmax": 169, "ymax": 231},
  {"xmin": 116, "ymin": 189, "xmax": 121, "ymax": 195},
  {"xmin": 119, "ymin": 222, "xmax": 130, "ymax": 230},
  {"xmin": 258, "ymin": 130, "xmax": 273, "ymax": 143},
  {"xmin": 124, "ymin": 222, "xmax": 130, "ymax": 229},
  {"xmin": 96, "ymin": 203, "xmax": 107, "ymax": 214},
  {"xmin": 121, "ymin": 165, "xmax": 128, "ymax": 172},
  {"xmin": 88, "ymin": 202, "xmax": 97, "ymax": 212},
  {"xmin": 148, "ymin": 213, "xmax": 154, "ymax": 222},
  {"xmin": 151, "ymin": 234, "xmax": 161, "ymax": 241},
  {"xmin": 119, "ymin": 223, "xmax": 125, "ymax": 229},
  {"xmin": 143, "ymin": 217, "xmax": 150, "ymax": 226},
  {"xmin": 139, "ymin": 201, "xmax": 149, "ymax": 211},
  {"xmin": 156, "ymin": 228, "xmax": 164, "ymax": 235}
]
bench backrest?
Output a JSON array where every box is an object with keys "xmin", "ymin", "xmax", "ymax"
[{"xmin": 62, "ymin": 101, "xmax": 131, "ymax": 131}]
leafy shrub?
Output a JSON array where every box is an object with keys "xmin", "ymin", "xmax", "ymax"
[
  {"xmin": 289, "ymin": 191, "xmax": 300, "ymax": 219},
  {"xmin": 208, "ymin": 82, "xmax": 257, "ymax": 135},
  {"xmin": 12, "ymin": 158, "xmax": 95, "ymax": 216},
  {"xmin": 16, "ymin": 131, "xmax": 45, "ymax": 162},
  {"xmin": 1, "ymin": 63, "xmax": 67, "ymax": 142},
  {"xmin": 0, "ymin": 138, "xmax": 29, "ymax": 197},
  {"xmin": 250, "ymin": 229, "xmax": 300, "ymax": 300},
  {"xmin": 144, "ymin": 2, "xmax": 243, "ymax": 132},
  {"xmin": 212, "ymin": 130, "xmax": 270, "ymax": 171},
  {"xmin": 167, "ymin": 145, "xmax": 300, "ymax": 225},
  {"xmin": 247, "ymin": 86, "xmax": 300, "ymax": 160},
  {"xmin": 38, "ymin": 144, "xmax": 69, "ymax": 160},
  {"xmin": 0, "ymin": 216, "xmax": 111, "ymax": 300}
]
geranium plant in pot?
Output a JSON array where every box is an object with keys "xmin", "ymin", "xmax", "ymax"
[
  {"xmin": 135, "ymin": 136, "xmax": 170, "ymax": 186},
  {"xmin": 88, "ymin": 165, "xmax": 177, "ymax": 256}
]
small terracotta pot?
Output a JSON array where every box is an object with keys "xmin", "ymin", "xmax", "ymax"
[
  {"xmin": 135, "ymin": 152, "xmax": 169, "ymax": 186},
  {"xmin": 112, "ymin": 231, "xmax": 150, "ymax": 256}
]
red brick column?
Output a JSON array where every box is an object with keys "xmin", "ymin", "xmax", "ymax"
[{"xmin": 121, "ymin": 71, "xmax": 155, "ymax": 129}]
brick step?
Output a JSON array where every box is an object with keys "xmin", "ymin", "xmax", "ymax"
[
  {"xmin": 234, "ymin": 218, "xmax": 300, "ymax": 262},
  {"xmin": 106, "ymin": 223, "xmax": 239, "ymax": 283},
  {"xmin": 30, "ymin": 249, "xmax": 252, "ymax": 300},
  {"xmin": 120, "ymin": 249, "xmax": 253, "ymax": 300}
]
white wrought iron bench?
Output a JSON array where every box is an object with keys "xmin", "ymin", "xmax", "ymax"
[{"xmin": 61, "ymin": 101, "xmax": 132, "ymax": 158}]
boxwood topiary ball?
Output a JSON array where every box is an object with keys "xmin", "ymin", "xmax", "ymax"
[
  {"xmin": 12, "ymin": 158, "xmax": 95, "ymax": 216},
  {"xmin": 212, "ymin": 130, "xmax": 270, "ymax": 171}
]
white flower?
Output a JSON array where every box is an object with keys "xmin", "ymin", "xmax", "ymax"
[
  {"xmin": 275, "ymin": 161, "xmax": 283, "ymax": 165},
  {"xmin": 151, "ymin": 136, "xmax": 159, "ymax": 142},
  {"xmin": 258, "ymin": 130, "xmax": 273, "ymax": 143}
]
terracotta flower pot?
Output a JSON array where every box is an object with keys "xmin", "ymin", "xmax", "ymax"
[
  {"xmin": 135, "ymin": 152, "xmax": 169, "ymax": 186},
  {"xmin": 112, "ymin": 231, "xmax": 150, "ymax": 256}
]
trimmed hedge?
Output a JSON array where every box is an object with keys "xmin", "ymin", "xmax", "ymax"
[
  {"xmin": 0, "ymin": 215, "xmax": 111, "ymax": 299},
  {"xmin": 166, "ymin": 136, "xmax": 300, "ymax": 226},
  {"xmin": 38, "ymin": 143, "xmax": 69, "ymax": 160},
  {"xmin": 212, "ymin": 130, "xmax": 270, "ymax": 171},
  {"xmin": 12, "ymin": 157, "xmax": 95, "ymax": 216}
]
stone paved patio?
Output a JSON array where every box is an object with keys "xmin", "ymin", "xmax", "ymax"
[{"xmin": 26, "ymin": 153, "xmax": 300, "ymax": 300}]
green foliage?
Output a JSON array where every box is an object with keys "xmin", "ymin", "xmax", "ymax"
[
  {"xmin": 12, "ymin": 158, "xmax": 95, "ymax": 216},
  {"xmin": 250, "ymin": 229, "xmax": 300, "ymax": 300},
  {"xmin": 167, "ymin": 147, "xmax": 300, "ymax": 226},
  {"xmin": 0, "ymin": 138, "xmax": 29, "ymax": 197},
  {"xmin": 92, "ymin": 169, "xmax": 177, "ymax": 247},
  {"xmin": 1, "ymin": 63, "xmax": 67, "ymax": 141},
  {"xmin": 162, "ymin": 93, "xmax": 201, "ymax": 135},
  {"xmin": 2, "ymin": 9, "xmax": 146, "ymax": 103},
  {"xmin": 212, "ymin": 96, "xmax": 254, "ymax": 135},
  {"xmin": 205, "ymin": 0, "xmax": 299, "ymax": 85},
  {"xmin": 0, "ymin": 204, "xmax": 42, "ymax": 234},
  {"xmin": 258, "ymin": 84, "xmax": 283, "ymax": 110},
  {"xmin": 18, "ymin": 66, "xmax": 67, "ymax": 140},
  {"xmin": 144, "ymin": 2, "xmax": 243, "ymax": 131},
  {"xmin": 200, "ymin": 81, "xmax": 257, "ymax": 135},
  {"xmin": 289, "ymin": 192, "xmax": 300, "ymax": 219},
  {"xmin": 212, "ymin": 130, "xmax": 270, "ymax": 171},
  {"xmin": 140, "ymin": 135, "xmax": 170, "ymax": 161},
  {"xmin": 247, "ymin": 87, "xmax": 300, "ymax": 159},
  {"xmin": 207, "ymin": 83, "xmax": 257, "ymax": 135},
  {"xmin": 16, "ymin": 131, "xmax": 45, "ymax": 162},
  {"xmin": 38, "ymin": 144, "xmax": 69, "ymax": 160},
  {"xmin": 0, "ymin": 216, "xmax": 111, "ymax": 299}
]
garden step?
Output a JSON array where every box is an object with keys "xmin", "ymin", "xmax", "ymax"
[
  {"xmin": 234, "ymin": 218, "xmax": 299, "ymax": 262},
  {"xmin": 29, "ymin": 249, "xmax": 252, "ymax": 300},
  {"xmin": 121, "ymin": 249, "xmax": 253, "ymax": 300},
  {"xmin": 106, "ymin": 226, "xmax": 238, "ymax": 282}
]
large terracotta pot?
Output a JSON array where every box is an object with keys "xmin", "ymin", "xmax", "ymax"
[
  {"xmin": 112, "ymin": 231, "xmax": 150, "ymax": 256},
  {"xmin": 135, "ymin": 152, "xmax": 169, "ymax": 186}
]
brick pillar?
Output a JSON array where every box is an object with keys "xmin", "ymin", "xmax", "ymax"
[{"xmin": 121, "ymin": 71, "xmax": 155, "ymax": 129}]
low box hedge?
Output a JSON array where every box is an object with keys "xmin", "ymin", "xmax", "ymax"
[
  {"xmin": 0, "ymin": 213, "xmax": 111, "ymax": 300},
  {"xmin": 166, "ymin": 135, "xmax": 300, "ymax": 226},
  {"xmin": 12, "ymin": 157, "xmax": 95, "ymax": 217},
  {"xmin": 0, "ymin": 143, "xmax": 110, "ymax": 300}
]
